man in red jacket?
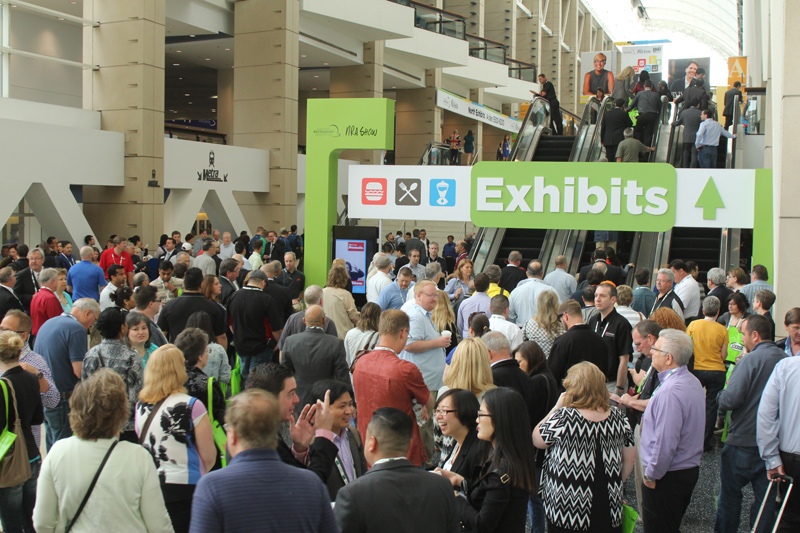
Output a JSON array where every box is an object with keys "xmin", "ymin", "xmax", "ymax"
[{"xmin": 30, "ymin": 268, "xmax": 63, "ymax": 338}]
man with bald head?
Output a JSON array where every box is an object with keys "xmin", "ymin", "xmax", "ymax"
[
  {"xmin": 277, "ymin": 285, "xmax": 338, "ymax": 351},
  {"xmin": 281, "ymin": 305, "xmax": 348, "ymax": 414},
  {"xmin": 227, "ymin": 270, "xmax": 285, "ymax": 384},
  {"xmin": 65, "ymin": 246, "xmax": 107, "ymax": 301}
]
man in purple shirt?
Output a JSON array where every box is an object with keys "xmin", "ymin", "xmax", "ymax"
[
  {"xmin": 640, "ymin": 329, "xmax": 705, "ymax": 533},
  {"xmin": 456, "ymin": 273, "xmax": 492, "ymax": 338}
]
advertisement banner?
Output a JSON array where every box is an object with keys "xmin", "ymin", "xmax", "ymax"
[
  {"xmin": 580, "ymin": 50, "xmax": 618, "ymax": 103},
  {"xmin": 728, "ymin": 57, "xmax": 747, "ymax": 87},
  {"xmin": 667, "ymin": 57, "xmax": 711, "ymax": 96},
  {"xmin": 620, "ymin": 45, "xmax": 663, "ymax": 85},
  {"xmin": 436, "ymin": 89, "xmax": 520, "ymax": 133},
  {"xmin": 335, "ymin": 239, "xmax": 368, "ymax": 294}
]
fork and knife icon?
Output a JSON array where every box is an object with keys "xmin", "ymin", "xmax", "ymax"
[{"xmin": 398, "ymin": 181, "xmax": 418, "ymax": 203}]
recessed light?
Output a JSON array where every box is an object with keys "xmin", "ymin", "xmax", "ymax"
[
  {"xmin": 323, "ymin": 62, "xmax": 329, "ymax": 65},
  {"xmin": 301, "ymin": 54, "xmax": 307, "ymax": 58},
  {"xmin": 173, "ymin": 63, "xmax": 180, "ymax": 66},
  {"xmin": 178, "ymin": 77, "xmax": 183, "ymax": 80},
  {"xmin": 211, "ymin": 109, "xmax": 216, "ymax": 112},
  {"xmin": 70, "ymin": 1, "xmax": 77, "ymax": 4},
  {"xmin": 188, "ymin": 102, "xmax": 193, "ymax": 104},
  {"xmin": 392, "ymin": 86, "xmax": 396, "ymax": 88},
  {"xmin": 185, "ymin": 93, "xmax": 190, "ymax": 96},
  {"xmin": 224, "ymin": 48, "xmax": 231, "ymax": 51},
  {"xmin": 210, "ymin": 95, "xmax": 218, "ymax": 99},
  {"xmin": 312, "ymin": 88, "xmax": 317, "ymax": 91},
  {"xmin": 205, "ymin": 58, "xmax": 211, "ymax": 61},
  {"xmin": 313, "ymin": 75, "xmax": 319, "ymax": 78},
  {"xmin": 176, "ymin": 50, "xmax": 182, "ymax": 53},
  {"xmin": 190, "ymin": 35, "xmax": 196, "ymax": 37},
  {"xmin": 56, "ymin": 17, "xmax": 64, "ymax": 20}
]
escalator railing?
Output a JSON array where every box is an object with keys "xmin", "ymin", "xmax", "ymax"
[
  {"xmin": 509, "ymin": 96, "xmax": 551, "ymax": 161},
  {"xmin": 648, "ymin": 98, "xmax": 674, "ymax": 163},
  {"xmin": 569, "ymin": 96, "xmax": 613, "ymax": 163},
  {"xmin": 418, "ymin": 141, "xmax": 453, "ymax": 165},
  {"xmin": 729, "ymin": 94, "xmax": 741, "ymax": 169}
]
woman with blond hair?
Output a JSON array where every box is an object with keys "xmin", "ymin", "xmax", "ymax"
[
  {"xmin": 331, "ymin": 258, "xmax": 353, "ymax": 293},
  {"xmin": 534, "ymin": 362, "xmax": 636, "ymax": 533},
  {"xmin": 649, "ymin": 307, "xmax": 687, "ymax": 332},
  {"xmin": 523, "ymin": 291, "xmax": 565, "ymax": 357},
  {"xmin": 33, "ymin": 369, "xmax": 172, "ymax": 532},
  {"xmin": 432, "ymin": 290, "xmax": 459, "ymax": 353},
  {"xmin": 0, "ymin": 331, "xmax": 43, "ymax": 532},
  {"xmin": 610, "ymin": 66, "xmax": 635, "ymax": 102},
  {"xmin": 135, "ymin": 345, "xmax": 216, "ymax": 533},
  {"xmin": 323, "ymin": 265, "xmax": 360, "ymax": 340}
]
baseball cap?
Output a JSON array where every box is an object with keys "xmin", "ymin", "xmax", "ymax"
[{"xmin": 181, "ymin": 242, "xmax": 192, "ymax": 251}]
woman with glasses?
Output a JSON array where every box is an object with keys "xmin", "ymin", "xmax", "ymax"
[
  {"xmin": 726, "ymin": 267, "xmax": 748, "ymax": 292},
  {"xmin": 534, "ymin": 362, "xmax": 636, "ymax": 533},
  {"xmin": 583, "ymin": 52, "xmax": 614, "ymax": 97},
  {"xmin": 523, "ymin": 291, "xmax": 564, "ymax": 358},
  {"xmin": 433, "ymin": 388, "xmax": 483, "ymax": 480},
  {"xmin": 441, "ymin": 387, "xmax": 538, "ymax": 532}
]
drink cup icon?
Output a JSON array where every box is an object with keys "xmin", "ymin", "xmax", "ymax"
[{"xmin": 436, "ymin": 180, "xmax": 450, "ymax": 205}]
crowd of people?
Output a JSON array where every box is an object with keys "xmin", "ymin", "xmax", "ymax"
[{"xmin": 0, "ymin": 226, "xmax": 796, "ymax": 533}]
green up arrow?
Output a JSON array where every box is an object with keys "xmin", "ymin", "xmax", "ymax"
[{"xmin": 695, "ymin": 176, "xmax": 725, "ymax": 220}]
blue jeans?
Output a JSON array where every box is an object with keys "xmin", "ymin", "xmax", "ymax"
[
  {"xmin": 714, "ymin": 444, "xmax": 775, "ymax": 533},
  {"xmin": 698, "ymin": 145, "xmax": 718, "ymax": 168},
  {"xmin": 692, "ymin": 369, "xmax": 726, "ymax": 449},
  {"xmin": 0, "ymin": 459, "xmax": 40, "ymax": 533},
  {"xmin": 239, "ymin": 349, "xmax": 274, "ymax": 387},
  {"xmin": 528, "ymin": 494, "xmax": 546, "ymax": 533},
  {"xmin": 44, "ymin": 398, "xmax": 72, "ymax": 450}
]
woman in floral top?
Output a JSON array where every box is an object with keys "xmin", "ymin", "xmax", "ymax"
[{"xmin": 81, "ymin": 307, "xmax": 144, "ymax": 442}]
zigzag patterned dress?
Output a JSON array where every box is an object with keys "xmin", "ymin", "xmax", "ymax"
[{"xmin": 539, "ymin": 407, "xmax": 634, "ymax": 532}]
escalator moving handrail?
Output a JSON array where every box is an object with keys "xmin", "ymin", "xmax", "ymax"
[
  {"xmin": 509, "ymin": 96, "xmax": 551, "ymax": 161},
  {"xmin": 648, "ymin": 99, "xmax": 672, "ymax": 163},
  {"xmin": 580, "ymin": 96, "xmax": 613, "ymax": 162},
  {"xmin": 568, "ymin": 96, "xmax": 601, "ymax": 161},
  {"xmin": 729, "ymin": 94, "xmax": 741, "ymax": 169}
]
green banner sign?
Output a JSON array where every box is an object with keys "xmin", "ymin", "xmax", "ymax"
[
  {"xmin": 305, "ymin": 99, "xmax": 395, "ymax": 288},
  {"xmin": 470, "ymin": 162, "xmax": 678, "ymax": 231}
]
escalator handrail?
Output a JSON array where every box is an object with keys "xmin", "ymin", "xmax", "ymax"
[
  {"xmin": 508, "ymin": 96, "xmax": 551, "ymax": 161},
  {"xmin": 568, "ymin": 96, "xmax": 600, "ymax": 161},
  {"xmin": 648, "ymin": 99, "xmax": 673, "ymax": 163},
  {"xmin": 573, "ymin": 96, "xmax": 613, "ymax": 162},
  {"xmin": 729, "ymin": 94, "xmax": 741, "ymax": 169}
]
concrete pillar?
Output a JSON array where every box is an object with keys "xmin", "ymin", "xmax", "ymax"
[
  {"xmin": 558, "ymin": 0, "xmax": 578, "ymax": 113},
  {"xmin": 539, "ymin": 0, "xmax": 559, "ymax": 84},
  {"xmin": 82, "ymin": 0, "xmax": 165, "ymax": 244},
  {"xmin": 770, "ymin": 0, "xmax": 800, "ymax": 323},
  {"xmin": 233, "ymin": 0, "xmax": 299, "ymax": 232},
  {"xmin": 330, "ymin": 41, "xmax": 384, "ymax": 164},
  {"xmin": 395, "ymin": 69, "xmax": 443, "ymax": 165},
  {"xmin": 469, "ymin": 88, "xmax": 485, "ymax": 162},
  {"xmin": 446, "ymin": 0, "xmax": 484, "ymax": 37},
  {"xmin": 485, "ymin": 0, "xmax": 515, "ymax": 53},
  {"xmin": 515, "ymin": 0, "xmax": 537, "ymax": 65},
  {"xmin": 217, "ymin": 69, "xmax": 234, "ymax": 142}
]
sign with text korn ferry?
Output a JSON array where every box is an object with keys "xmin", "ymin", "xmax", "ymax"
[{"xmin": 470, "ymin": 162, "xmax": 677, "ymax": 231}]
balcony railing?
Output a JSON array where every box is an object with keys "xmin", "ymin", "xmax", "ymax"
[
  {"xmin": 466, "ymin": 34, "xmax": 506, "ymax": 64},
  {"xmin": 389, "ymin": 0, "xmax": 467, "ymax": 40},
  {"xmin": 507, "ymin": 58, "xmax": 537, "ymax": 82}
]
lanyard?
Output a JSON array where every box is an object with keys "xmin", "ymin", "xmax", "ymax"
[
  {"xmin": 594, "ymin": 319, "xmax": 610, "ymax": 337},
  {"xmin": 334, "ymin": 455, "xmax": 350, "ymax": 485},
  {"xmin": 651, "ymin": 368, "xmax": 676, "ymax": 397},
  {"xmin": 374, "ymin": 345, "xmax": 399, "ymax": 357},
  {"xmin": 651, "ymin": 289, "xmax": 674, "ymax": 315}
]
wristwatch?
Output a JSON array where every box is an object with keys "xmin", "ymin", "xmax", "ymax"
[
  {"xmin": 643, "ymin": 474, "xmax": 655, "ymax": 483},
  {"xmin": 36, "ymin": 371, "xmax": 43, "ymax": 380}
]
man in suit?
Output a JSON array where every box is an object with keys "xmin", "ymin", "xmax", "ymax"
[
  {"xmin": 277, "ymin": 285, "xmax": 338, "ymax": 351},
  {"xmin": 674, "ymin": 99, "xmax": 703, "ymax": 168},
  {"xmin": 549, "ymin": 300, "xmax": 609, "ymax": 389},
  {"xmin": 577, "ymin": 248, "xmax": 623, "ymax": 286},
  {"xmin": 264, "ymin": 230, "xmax": 286, "ymax": 266},
  {"xmin": 483, "ymin": 331, "xmax": 543, "ymax": 429},
  {"xmin": 245, "ymin": 362, "xmax": 339, "ymax": 483},
  {"xmin": 14, "ymin": 247, "xmax": 45, "ymax": 312},
  {"xmin": 261, "ymin": 262, "xmax": 295, "ymax": 322},
  {"xmin": 0, "ymin": 267, "xmax": 24, "ymax": 320},
  {"xmin": 723, "ymin": 81, "xmax": 743, "ymax": 130},
  {"xmin": 281, "ymin": 305, "xmax": 348, "ymax": 412},
  {"xmin": 404, "ymin": 229, "xmax": 427, "ymax": 259},
  {"xmin": 190, "ymin": 389, "xmax": 338, "ymax": 533},
  {"xmin": 334, "ymin": 407, "xmax": 460, "ymax": 533},
  {"xmin": 706, "ymin": 267, "xmax": 733, "ymax": 311},
  {"xmin": 601, "ymin": 98, "xmax": 634, "ymax": 162},
  {"xmin": 218, "ymin": 258, "xmax": 240, "ymax": 307},
  {"xmin": 676, "ymin": 77, "xmax": 710, "ymax": 110},
  {"xmin": 500, "ymin": 250, "xmax": 527, "ymax": 294}
]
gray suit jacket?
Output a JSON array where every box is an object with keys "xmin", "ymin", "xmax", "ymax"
[
  {"xmin": 334, "ymin": 458, "xmax": 460, "ymax": 533},
  {"xmin": 282, "ymin": 328, "xmax": 348, "ymax": 411},
  {"xmin": 277, "ymin": 310, "xmax": 338, "ymax": 351},
  {"xmin": 675, "ymin": 106, "xmax": 703, "ymax": 143}
]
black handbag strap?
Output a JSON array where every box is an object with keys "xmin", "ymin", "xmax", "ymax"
[
  {"xmin": 65, "ymin": 440, "xmax": 119, "ymax": 533},
  {"xmin": 138, "ymin": 398, "xmax": 167, "ymax": 446}
]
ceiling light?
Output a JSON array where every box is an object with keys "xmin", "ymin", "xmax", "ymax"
[
  {"xmin": 70, "ymin": 1, "xmax": 77, "ymax": 4},
  {"xmin": 190, "ymin": 35, "xmax": 196, "ymax": 37},
  {"xmin": 210, "ymin": 95, "xmax": 218, "ymax": 99},
  {"xmin": 188, "ymin": 102, "xmax": 193, "ymax": 104},
  {"xmin": 392, "ymin": 86, "xmax": 396, "ymax": 88},
  {"xmin": 323, "ymin": 62, "xmax": 329, "ymax": 65},
  {"xmin": 178, "ymin": 77, "xmax": 183, "ymax": 80},
  {"xmin": 185, "ymin": 93, "xmax": 190, "ymax": 96},
  {"xmin": 211, "ymin": 109, "xmax": 216, "ymax": 112},
  {"xmin": 173, "ymin": 63, "xmax": 180, "ymax": 66},
  {"xmin": 176, "ymin": 50, "xmax": 182, "ymax": 53},
  {"xmin": 224, "ymin": 48, "xmax": 231, "ymax": 51},
  {"xmin": 56, "ymin": 17, "xmax": 64, "ymax": 20},
  {"xmin": 312, "ymin": 88, "xmax": 317, "ymax": 91},
  {"xmin": 301, "ymin": 54, "xmax": 307, "ymax": 58},
  {"xmin": 313, "ymin": 75, "xmax": 319, "ymax": 78}
]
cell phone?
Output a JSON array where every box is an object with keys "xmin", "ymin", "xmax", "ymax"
[{"xmin": 627, "ymin": 362, "xmax": 636, "ymax": 370}]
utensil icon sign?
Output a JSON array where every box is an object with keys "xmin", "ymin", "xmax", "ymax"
[
  {"xmin": 399, "ymin": 182, "xmax": 418, "ymax": 202},
  {"xmin": 436, "ymin": 181, "xmax": 450, "ymax": 205}
]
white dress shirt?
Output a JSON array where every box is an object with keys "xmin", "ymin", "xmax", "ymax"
[
  {"xmin": 674, "ymin": 275, "xmax": 700, "ymax": 319},
  {"xmin": 489, "ymin": 314, "xmax": 524, "ymax": 350}
]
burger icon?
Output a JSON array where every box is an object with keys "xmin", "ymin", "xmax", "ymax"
[{"xmin": 362, "ymin": 178, "xmax": 387, "ymax": 205}]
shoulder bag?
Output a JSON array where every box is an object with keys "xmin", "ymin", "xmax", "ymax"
[
  {"xmin": 349, "ymin": 331, "xmax": 378, "ymax": 374},
  {"xmin": 65, "ymin": 440, "xmax": 119, "ymax": 532},
  {"xmin": 207, "ymin": 377, "xmax": 227, "ymax": 467},
  {"xmin": 0, "ymin": 378, "xmax": 31, "ymax": 488},
  {"xmin": 137, "ymin": 397, "xmax": 167, "ymax": 446}
]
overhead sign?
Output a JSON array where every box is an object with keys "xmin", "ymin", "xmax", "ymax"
[
  {"xmin": 728, "ymin": 56, "xmax": 748, "ymax": 87},
  {"xmin": 436, "ymin": 89, "xmax": 520, "ymax": 133},
  {"xmin": 621, "ymin": 45, "xmax": 664, "ymax": 84},
  {"xmin": 348, "ymin": 166, "xmax": 469, "ymax": 221},
  {"xmin": 471, "ymin": 162, "xmax": 676, "ymax": 231}
]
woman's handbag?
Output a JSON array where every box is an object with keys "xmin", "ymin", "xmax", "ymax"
[
  {"xmin": 208, "ymin": 377, "xmax": 227, "ymax": 467},
  {"xmin": 0, "ymin": 378, "xmax": 31, "ymax": 488}
]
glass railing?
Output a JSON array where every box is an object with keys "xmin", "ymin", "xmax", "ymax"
[
  {"xmin": 742, "ymin": 93, "xmax": 766, "ymax": 135},
  {"xmin": 507, "ymin": 58, "xmax": 537, "ymax": 82},
  {"xmin": 648, "ymin": 99, "xmax": 673, "ymax": 162},
  {"xmin": 569, "ymin": 96, "xmax": 612, "ymax": 162},
  {"xmin": 466, "ymin": 34, "xmax": 507, "ymax": 64},
  {"xmin": 391, "ymin": 0, "xmax": 467, "ymax": 40},
  {"xmin": 508, "ymin": 96, "xmax": 550, "ymax": 161},
  {"xmin": 418, "ymin": 141, "xmax": 455, "ymax": 165}
]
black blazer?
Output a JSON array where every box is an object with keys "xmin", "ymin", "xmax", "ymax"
[
  {"xmin": 265, "ymin": 280, "xmax": 295, "ymax": 323},
  {"xmin": 443, "ymin": 429, "xmax": 484, "ymax": 481},
  {"xmin": 500, "ymin": 265, "xmax": 527, "ymax": 294},
  {"xmin": 277, "ymin": 432, "xmax": 339, "ymax": 484},
  {"xmin": 218, "ymin": 276, "xmax": 238, "ymax": 307},
  {"xmin": 265, "ymin": 240, "xmax": 286, "ymax": 265},
  {"xmin": 0, "ymin": 286, "xmax": 25, "ymax": 320},
  {"xmin": 601, "ymin": 107, "xmax": 634, "ymax": 146},
  {"xmin": 578, "ymin": 260, "xmax": 623, "ymax": 286},
  {"xmin": 456, "ymin": 458, "xmax": 530, "ymax": 533},
  {"xmin": 492, "ymin": 359, "xmax": 539, "ymax": 429},
  {"xmin": 13, "ymin": 267, "xmax": 39, "ymax": 311},
  {"xmin": 325, "ymin": 427, "xmax": 368, "ymax": 501},
  {"xmin": 334, "ymin": 458, "xmax": 460, "ymax": 533}
]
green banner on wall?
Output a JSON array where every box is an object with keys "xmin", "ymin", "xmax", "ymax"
[{"xmin": 304, "ymin": 98, "xmax": 395, "ymax": 288}]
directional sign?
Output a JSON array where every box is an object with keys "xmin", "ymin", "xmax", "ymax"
[
  {"xmin": 673, "ymin": 169, "xmax": 755, "ymax": 228},
  {"xmin": 695, "ymin": 176, "xmax": 725, "ymax": 220}
]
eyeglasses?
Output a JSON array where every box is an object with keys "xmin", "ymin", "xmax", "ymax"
[
  {"xmin": 557, "ymin": 313, "xmax": 564, "ymax": 320},
  {"xmin": 476, "ymin": 411, "xmax": 493, "ymax": 418},
  {"xmin": 650, "ymin": 347, "xmax": 671, "ymax": 357},
  {"xmin": 434, "ymin": 409, "xmax": 457, "ymax": 417}
]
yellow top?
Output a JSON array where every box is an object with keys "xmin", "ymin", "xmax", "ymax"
[
  {"xmin": 487, "ymin": 283, "xmax": 509, "ymax": 299},
  {"xmin": 686, "ymin": 318, "xmax": 728, "ymax": 371}
]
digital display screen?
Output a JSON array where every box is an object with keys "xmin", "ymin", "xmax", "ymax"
[{"xmin": 334, "ymin": 239, "xmax": 368, "ymax": 294}]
